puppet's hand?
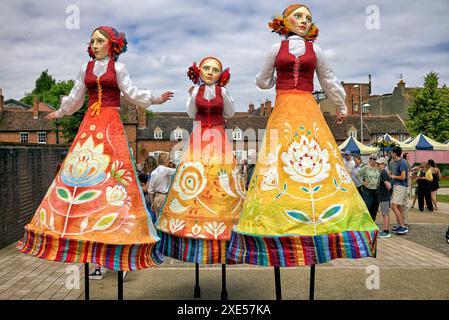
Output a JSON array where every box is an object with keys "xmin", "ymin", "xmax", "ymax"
[
  {"xmin": 45, "ymin": 111, "xmax": 60, "ymax": 120},
  {"xmin": 336, "ymin": 109, "xmax": 346, "ymax": 124},
  {"xmin": 188, "ymin": 86, "xmax": 194, "ymax": 95},
  {"xmin": 160, "ymin": 91, "xmax": 174, "ymax": 104}
]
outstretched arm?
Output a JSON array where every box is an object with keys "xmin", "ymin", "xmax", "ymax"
[
  {"xmin": 255, "ymin": 43, "xmax": 280, "ymax": 89},
  {"xmin": 115, "ymin": 62, "xmax": 173, "ymax": 110},
  {"xmin": 46, "ymin": 64, "xmax": 87, "ymax": 120},
  {"xmin": 314, "ymin": 44, "xmax": 347, "ymax": 123}
]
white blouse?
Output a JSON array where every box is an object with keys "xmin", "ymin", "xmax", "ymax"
[
  {"xmin": 148, "ymin": 165, "xmax": 177, "ymax": 194},
  {"xmin": 255, "ymin": 35, "xmax": 347, "ymax": 115},
  {"xmin": 55, "ymin": 57, "xmax": 164, "ymax": 118},
  {"xmin": 186, "ymin": 84, "xmax": 235, "ymax": 119}
]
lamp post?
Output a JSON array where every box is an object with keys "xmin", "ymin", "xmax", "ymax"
[{"xmin": 353, "ymin": 84, "xmax": 370, "ymax": 143}]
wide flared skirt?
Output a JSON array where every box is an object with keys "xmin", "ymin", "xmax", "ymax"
[
  {"xmin": 228, "ymin": 92, "xmax": 378, "ymax": 266},
  {"xmin": 156, "ymin": 124, "xmax": 246, "ymax": 264},
  {"xmin": 17, "ymin": 106, "xmax": 163, "ymax": 271}
]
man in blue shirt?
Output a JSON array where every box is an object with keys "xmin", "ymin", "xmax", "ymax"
[{"xmin": 390, "ymin": 146, "xmax": 409, "ymax": 234}]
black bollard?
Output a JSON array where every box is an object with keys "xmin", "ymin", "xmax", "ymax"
[
  {"xmin": 118, "ymin": 271, "xmax": 123, "ymax": 300},
  {"xmin": 84, "ymin": 263, "xmax": 89, "ymax": 300},
  {"xmin": 194, "ymin": 263, "xmax": 201, "ymax": 298},
  {"xmin": 221, "ymin": 264, "xmax": 228, "ymax": 300},
  {"xmin": 309, "ymin": 264, "xmax": 316, "ymax": 301},
  {"xmin": 274, "ymin": 266, "xmax": 282, "ymax": 300}
]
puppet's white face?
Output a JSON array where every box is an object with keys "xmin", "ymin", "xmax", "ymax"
[
  {"xmin": 90, "ymin": 30, "xmax": 110, "ymax": 60},
  {"xmin": 285, "ymin": 7, "xmax": 312, "ymax": 37},
  {"xmin": 200, "ymin": 59, "xmax": 222, "ymax": 85}
]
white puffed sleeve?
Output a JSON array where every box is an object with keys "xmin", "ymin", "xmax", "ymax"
[
  {"xmin": 314, "ymin": 43, "xmax": 347, "ymax": 115},
  {"xmin": 221, "ymin": 87, "xmax": 235, "ymax": 119},
  {"xmin": 255, "ymin": 43, "xmax": 281, "ymax": 89},
  {"xmin": 186, "ymin": 85, "xmax": 200, "ymax": 119},
  {"xmin": 55, "ymin": 63, "xmax": 87, "ymax": 118},
  {"xmin": 115, "ymin": 62, "xmax": 162, "ymax": 110}
]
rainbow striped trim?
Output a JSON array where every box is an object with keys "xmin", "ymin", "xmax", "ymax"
[
  {"xmin": 227, "ymin": 230, "xmax": 378, "ymax": 266},
  {"xmin": 157, "ymin": 231, "xmax": 237, "ymax": 264},
  {"xmin": 16, "ymin": 229, "xmax": 164, "ymax": 271}
]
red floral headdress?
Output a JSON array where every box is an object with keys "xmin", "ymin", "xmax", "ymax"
[
  {"xmin": 187, "ymin": 57, "xmax": 231, "ymax": 87},
  {"xmin": 87, "ymin": 26, "xmax": 128, "ymax": 61},
  {"xmin": 268, "ymin": 3, "xmax": 319, "ymax": 41}
]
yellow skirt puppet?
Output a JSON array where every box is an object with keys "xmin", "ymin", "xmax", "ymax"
[{"xmin": 228, "ymin": 4, "xmax": 378, "ymax": 266}]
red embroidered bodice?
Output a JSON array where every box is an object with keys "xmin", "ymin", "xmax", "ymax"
[
  {"xmin": 275, "ymin": 40, "xmax": 316, "ymax": 92},
  {"xmin": 195, "ymin": 85, "xmax": 225, "ymax": 128},
  {"xmin": 85, "ymin": 60, "xmax": 121, "ymax": 108}
]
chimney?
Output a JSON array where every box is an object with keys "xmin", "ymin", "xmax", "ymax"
[
  {"xmin": 137, "ymin": 105, "xmax": 147, "ymax": 129},
  {"xmin": 265, "ymin": 99, "xmax": 272, "ymax": 117},
  {"xmin": 260, "ymin": 102, "xmax": 265, "ymax": 117},
  {"xmin": 248, "ymin": 102, "xmax": 254, "ymax": 114},
  {"xmin": 368, "ymin": 74, "xmax": 372, "ymax": 95},
  {"xmin": 0, "ymin": 88, "xmax": 4, "ymax": 113},
  {"xmin": 397, "ymin": 79, "xmax": 406, "ymax": 94},
  {"xmin": 33, "ymin": 96, "xmax": 39, "ymax": 119}
]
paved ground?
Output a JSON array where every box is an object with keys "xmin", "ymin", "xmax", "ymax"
[{"xmin": 1, "ymin": 204, "xmax": 448, "ymax": 300}]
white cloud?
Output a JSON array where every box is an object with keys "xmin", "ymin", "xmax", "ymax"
[{"xmin": 1, "ymin": 0, "xmax": 448, "ymax": 112}]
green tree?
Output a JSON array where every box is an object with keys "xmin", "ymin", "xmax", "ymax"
[
  {"xmin": 21, "ymin": 70, "xmax": 56, "ymax": 105},
  {"xmin": 20, "ymin": 70, "xmax": 87, "ymax": 142},
  {"xmin": 407, "ymin": 72, "xmax": 449, "ymax": 142}
]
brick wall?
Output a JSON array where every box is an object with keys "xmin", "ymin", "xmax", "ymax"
[{"xmin": 0, "ymin": 143, "xmax": 69, "ymax": 249}]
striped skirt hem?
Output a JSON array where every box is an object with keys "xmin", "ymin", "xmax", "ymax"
[
  {"xmin": 16, "ymin": 229, "xmax": 164, "ymax": 271},
  {"xmin": 157, "ymin": 231, "xmax": 237, "ymax": 264},
  {"xmin": 227, "ymin": 230, "xmax": 378, "ymax": 267}
]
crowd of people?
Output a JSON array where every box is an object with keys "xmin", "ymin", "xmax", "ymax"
[{"xmin": 343, "ymin": 146, "xmax": 443, "ymax": 239}]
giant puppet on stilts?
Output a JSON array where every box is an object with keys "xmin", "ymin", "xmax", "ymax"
[
  {"xmin": 155, "ymin": 57, "xmax": 246, "ymax": 299},
  {"xmin": 17, "ymin": 27, "xmax": 174, "ymax": 277},
  {"xmin": 227, "ymin": 4, "xmax": 378, "ymax": 299}
]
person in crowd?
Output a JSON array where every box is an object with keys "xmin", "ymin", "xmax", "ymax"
[
  {"xmin": 343, "ymin": 150, "xmax": 355, "ymax": 173},
  {"xmin": 351, "ymin": 154, "xmax": 365, "ymax": 195},
  {"xmin": 390, "ymin": 146, "xmax": 409, "ymax": 234},
  {"xmin": 416, "ymin": 162, "xmax": 434, "ymax": 213},
  {"xmin": 376, "ymin": 157, "xmax": 392, "ymax": 238},
  {"xmin": 148, "ymin": 153, "xmax": 176, "ymax": 217},
  {"xmin": 356, "ymin": 154, "xmax": 380, "ymax": 221},
  {"xmin": 428, "ymin": 159, "xmax": 441, "ymax": 211}
]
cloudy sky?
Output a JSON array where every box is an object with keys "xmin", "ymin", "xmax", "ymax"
[{"xmin": 1, "ymin": 0, "xmax": 448, "ymax": 112}]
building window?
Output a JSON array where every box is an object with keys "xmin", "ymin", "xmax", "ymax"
[
  {"xmin": 20, "ymin": 132, "xmax": 29, "ymax": 143},
  {"xmin": 37, "ymin": 132, "xmax": 47, "ymax": 144},
  {"xmin": 349, "ymin": 130, "xmax": 357, "ymax": 139},
  {"xmin": 398, "ymin": 134, "xmax": 405, "ymax": 142},
  {"xmin": 354, "ymin": 104, "xmax": 358, "ymax": 112},
  {"xmin": 174, "ymin": 130, "xmax": 183, "ymax": 140},
  {"xmin": 235, "ymin": 150, "xmax": 244, "ymax": 162},
  {"xmin": 233, "ymin": 128, "xmax": 242, "ymax": 140},
  {"xmin": 154, "ymin": 129, "xmax": 163, "ymax": 139}
]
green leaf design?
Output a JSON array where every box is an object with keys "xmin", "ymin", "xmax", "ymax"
[
  {"xmin": 283, "ymin": 183, "xmax": 287, "ymax": 191},
  {"xmin": 273, "ymin": 193, "xmax": 283, "ymax": 201},
  {"xmin": 301, "ymin": 186, "xmax": 309, "ymax": 193},
  {"xmin": 340, "ymin": 187, "xmax": 347, "ymax": 192},
  {"xmin": 56, "ymin": 187, "xmax": 71, "ymax": 202},
  {"xmin": 313, "ymin": 185, "xmax": 321, "ymax": 193},
  {"xmin": 92, "ymin": 213, "xmax": 119, "ymax": 231},
  {"xmin": 116, "ymin": 169, "xmax": 126, "ymax": 178},
  {"xmin": 39, "ymin": 209, "xmax": 46, "ymax": 225},
  {"xmin": 115, "ymin": 176, "xmax": 130, "ymax": 186},
  {"xmin": 333, "ymin": 178, "xmax": 338, "ymax": 187},
  {"xmin": 286, "ymin": 210, "xmax": 312, "ymax": 224},
  {"xmin": 318, "ymin": 205, "xmax": 343, "ymax": 222},
  {"xmin": 73, "ymin": 190, "xmax": 102, "ymax": 204}
]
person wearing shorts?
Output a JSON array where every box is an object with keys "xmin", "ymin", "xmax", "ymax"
[
  {"xmin": 376, "ymin": 157, "xmax": 392, "ymax": 238},
  {"xmin": 390, "ymin": 146, "xmax": 409, "ymax": 234}
]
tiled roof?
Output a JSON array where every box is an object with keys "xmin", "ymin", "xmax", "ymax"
[{"xmin": 0, "ymin": 110, "xmax": 53, "ymax": 131}]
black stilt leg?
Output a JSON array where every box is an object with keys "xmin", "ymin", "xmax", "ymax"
[
  {"xmin": 84, "ymin": 263, "xmax": 89, "ymax": 300},
  {"xmin": 309, "ymin": 264, "xmax": 315, "ymax": 301},
  {"xmin": 194, "ymin": 263, "xmax": 201, "ymax": 298},
  {"xmin": 221, "ymin": 264, "xmax": 228, "ymax": 300},
  {"xmin": 274, "ymin": 266, "xmax": 282, "ymax": 300},
  {"xmin": 118, "ymin": 271, "xmax": 123, "ymax": 300}
]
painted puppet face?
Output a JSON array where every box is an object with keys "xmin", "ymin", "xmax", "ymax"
[
  {"xmin": 285, "ymin": 6, "xmax": 312, "ymax": 37},
  {"xmin": 199, "ymin": 59, "xmax": 222, "ymax": 85},
  {"xmin": 90, "ymin": 30, "xmax": 110, "ymax": 60}
]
